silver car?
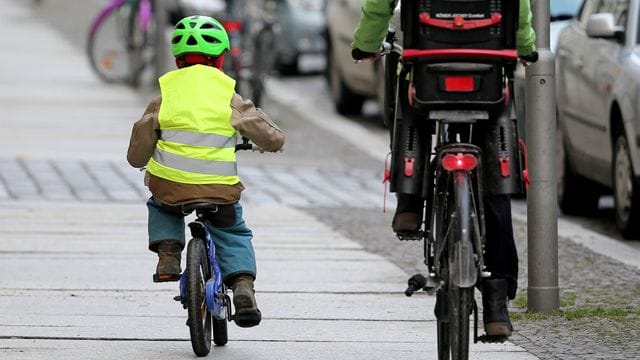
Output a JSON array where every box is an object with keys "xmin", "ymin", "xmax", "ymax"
[
  {"xmin": 556, "ymin": 0, "xmax": 640, "ymax": 238},
  {"xmin": 324, "ymin": 0, "xmax": 400, "ymax": 120}
]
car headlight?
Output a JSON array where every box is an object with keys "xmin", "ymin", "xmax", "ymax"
[{"xmin": 286, "ymin": 0, "xmax": 323, "ymax": 12}]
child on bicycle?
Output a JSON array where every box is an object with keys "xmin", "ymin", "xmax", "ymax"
[
  {"xmin": 351, "ymin": 0, "xmax": 537, "ymax": 339},
  {"xmin": 127, "ymin": 15, "xmax": 284, "ymax": 328}
]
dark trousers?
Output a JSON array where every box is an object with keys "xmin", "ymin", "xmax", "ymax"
[{"xmin": 397, "ymin": 193, "xmax": 518, "ymax": 299}]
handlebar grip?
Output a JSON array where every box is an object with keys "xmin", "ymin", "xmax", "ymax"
[
  {"xmin": 405, "ymin": 274, "xmax": 427, "ymax": 297},
  {"xmin": 520, "ymin": 51, "xmax": 539, "ymax": 63}
]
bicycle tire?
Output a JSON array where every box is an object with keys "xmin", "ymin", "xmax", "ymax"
[
  {"xmin": 435, "ymin": 290, "xmax": 451, "ymax": 360},
  {"xmin": 212, "ymin": 317, "xmax": 228, "ymax": 346},
  {"xmin": 125, "ymin": 0, "xmax": 150, "ymax": 87},
  {"xmin": 86, "ymin": 0, "xmax": 135, "ymax": 84},
  {"xmin": 250, "ymin": 27, "xmax": 276, "ymax": 106},
  {"xmin": 447, "ymin": 171, "xmax": 474, "ymax": 360},
  {"xmin": 186, "ymin": 238, "xmax": 212, "ymax": 356}
]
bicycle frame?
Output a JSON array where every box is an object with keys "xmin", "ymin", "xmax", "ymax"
[{"xmin": 179, "ymin": 214, "xmax": 230, "ymax": 321}]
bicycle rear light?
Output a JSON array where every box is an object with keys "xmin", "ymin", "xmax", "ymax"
[
  {"xmin": 444, "ymin": 76, "xmax": 475, "ymax": 92},
  {"xmin": 442, "ymin": 153, "xmax": 478, "ymax": 171}
]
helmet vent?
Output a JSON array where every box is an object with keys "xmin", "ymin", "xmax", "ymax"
[
  {"xmin": 176, "ymin": 22, "xmax": 186, "ymax": 29},
  {"xmin": 189, "ymin": 21, "xmax": 197, "ymax": 28},
  {"xmin": 186, "ymin": 35, "xmax": 197, "ymax": 45},
  {"xmin": 171, "ymin": 35, "xmax": 182, "ymax": 44},
  {"xmin": 202, "ymin": 35, "xmax": 221, "ymax": 44}
]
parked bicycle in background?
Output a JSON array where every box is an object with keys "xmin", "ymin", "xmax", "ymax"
[{"xmin": 87, "ymin": 0, "xmax": 156, "ymax": 86}]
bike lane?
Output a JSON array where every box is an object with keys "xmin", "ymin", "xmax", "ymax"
[{"xmin": 0, "ymin": 1, "xmax": 537, "ymax": 359}]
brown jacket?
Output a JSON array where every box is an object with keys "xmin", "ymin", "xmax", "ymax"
[{"xmin": 127, "ymin": 93, "xmax": 285, "ymax": 206}]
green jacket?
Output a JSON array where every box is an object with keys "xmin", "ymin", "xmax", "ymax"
[{"xmin": 353, "ymin": 0, "xmax": 537, "ymax": 56}]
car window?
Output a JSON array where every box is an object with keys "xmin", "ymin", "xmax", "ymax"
[
  {"xmin": 594, "ymin": 0, "xmax": 629, "ymax": 28},
  {"xmin": 551, "ymin": 0, "xmax": 582, "ymax": 17},
  {"xmin": 578, "ymin": 0, "xmax": 598, "ymax": 25}
]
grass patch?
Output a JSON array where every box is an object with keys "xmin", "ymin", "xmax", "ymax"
[
  {"xmin": 564, "ymin": 307, "xmax": 628, "ymax": 320},
  {"xmin": 508, "ymin": 290, "xmax": 630, "ymax": 321}
]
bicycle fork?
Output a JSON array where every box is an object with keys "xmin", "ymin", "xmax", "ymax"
[{"xmin": 176, "ymin": 221, "xmax": 231, "ymax": 321}]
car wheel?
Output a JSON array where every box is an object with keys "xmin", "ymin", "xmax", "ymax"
[
  {"xmin": 613, "ymin": 133, "xmax": 640, "ymax": 238},
  {"xmin": 327, "ymin": 43, "xmax": 365, "ymax": 115},
  {"xmin": 557, "ymin": 126, "xmax": 600, "ymax": 215},
  {"xmin": 277, "ymin": 57, "xmax": 298, "ymax": 76}
]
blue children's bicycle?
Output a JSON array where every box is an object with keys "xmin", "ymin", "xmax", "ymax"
[
  {"xmin": 173, "ymin": 138, "xmax": 255, "ymax": 357},
  {"xmin": 174, "ymin": 203, "xmax": 231, "ymax": 356}
]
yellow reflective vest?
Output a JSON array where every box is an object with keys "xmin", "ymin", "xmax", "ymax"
[{"xmin": 146, "ymin": 65, "xmax": 240, "ymax": 185}]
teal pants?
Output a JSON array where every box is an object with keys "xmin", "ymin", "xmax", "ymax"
[{"xmin": 147, "ymin": 197, "xmax": 257, "ymax": 282}]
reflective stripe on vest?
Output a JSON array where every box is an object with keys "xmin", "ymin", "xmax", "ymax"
[
  {"xmin": 146, "ymin": 65, "xmax": 239, "ymax": 185},
  {"xmin": 160, "ymin": 129, "xmax": 236, "ymax": 148}
]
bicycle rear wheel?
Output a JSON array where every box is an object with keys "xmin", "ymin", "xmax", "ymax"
[
  {"xmin": 447, "ymin": 171, "xmax": 475, "ymax": 360},
  {"xmin": 448, "ymin": 285, "xmax": 473, "ymax": 360},
  {"xmin": 186, "ymin": 238, "xmax": 212, "ymax": 356},
  {"xmin": 87, "ymin": 0, "xmax": 136, "ymax": 84},
  {"xmin": 213, "ymin": 317, "xmax": 228, "ymax": 346},
  {"xmin": 435, "ymin": 290, "xmax": 451, "ymax": 360}
]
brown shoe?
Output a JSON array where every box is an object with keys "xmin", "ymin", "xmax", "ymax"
[
  {"xmin": 392, "ymin": 212, "xmax": 422, "ymax": 241},
  {"xmin": 231, "ymin": 275, "xmax": 261, "ymax": 328},
  {"xmin": 482, "ymin": 278, "xmax": 513, "ymax": 337},
  {"xmin": 152, "ymin": 241, "xmax": 182, "ymax": 283}
]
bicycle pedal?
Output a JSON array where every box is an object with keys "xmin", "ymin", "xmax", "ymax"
[
  {"xmin": 152, "ymin": 273, "xmax": 180, "ymax": 283},
  {"xmin": 396, "ymin": 231, "xmax": 423, "ymax": 241},
  {"xmin": 173, "ymin": 295, "xmax": 182, "ymax": 302},
  {"xmin": 477, "ymin": 334, "xmax": 508, "ymax": 343}
]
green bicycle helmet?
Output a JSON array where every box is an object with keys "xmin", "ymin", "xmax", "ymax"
[{"xmin": 171, "ymin": 15, "xmax": 230, "ymax": 57}]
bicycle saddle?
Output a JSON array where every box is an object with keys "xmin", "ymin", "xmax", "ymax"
[{"xmin": 181, "ymin": 202, "xmax": 219, "ymax": 215}]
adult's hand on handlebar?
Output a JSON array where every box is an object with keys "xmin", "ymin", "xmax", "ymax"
[
  {"xmin": 352, "ymin": 48, "xmax": 380, "ymax": 62},
  {"xmin": 519, "ymin": 51, "xmax": 539, "ymax": 67}
]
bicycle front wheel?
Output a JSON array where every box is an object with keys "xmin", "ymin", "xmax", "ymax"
[
  {"xmin": 87, "ymin": 0, "xmax": 136, "ymax": 83},
  {"xmin": 249, "ymin": 27, "xmax": 276, "ymax": 106},
  {"xmin": 186, "ymin": 238, "xmax": 212, "ymax": 356}
]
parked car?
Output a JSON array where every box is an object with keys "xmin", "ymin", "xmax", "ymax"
[
  {"xmin": 271, "ymin": 0, "xmax": 327, "ymax": 74},
  {"xmin": 514, "ymin": 0, "xmax": 583, "ymax": 139},
  {"xmin": 556, "ymin": 0, "xmax": 640, "ymax": 238},
  {"xmin": 324, "ymin": 0, "xmax": 400, "ymax": 121}
]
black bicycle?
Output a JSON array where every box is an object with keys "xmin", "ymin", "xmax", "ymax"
[{"xmin": 385, "ymin": 1, "xmax": 529, "ymax": 358}]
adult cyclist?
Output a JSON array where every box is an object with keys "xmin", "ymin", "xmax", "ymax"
[{"xmin": 351, "ymin": 0, "xmax": 537, "ymax": 338}]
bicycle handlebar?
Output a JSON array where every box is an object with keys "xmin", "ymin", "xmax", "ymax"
[{"xmin": 235, "ymin": 137, "xmax": 256, "ymax": 152}]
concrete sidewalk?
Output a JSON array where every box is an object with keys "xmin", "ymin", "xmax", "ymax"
[{"xmin": 0, "ymin": 1, "xmax": 536, "ymax": 359}]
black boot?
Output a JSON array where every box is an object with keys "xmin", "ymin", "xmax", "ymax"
[{"xmin": 481, "ymin": 278, "xmax": 513, "ymax": 337}]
